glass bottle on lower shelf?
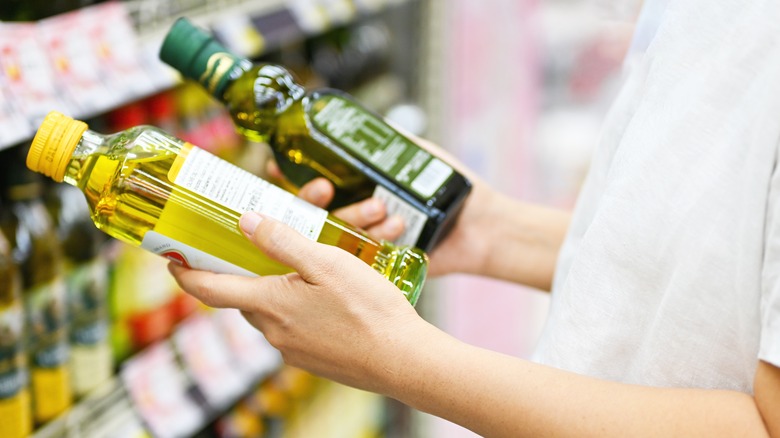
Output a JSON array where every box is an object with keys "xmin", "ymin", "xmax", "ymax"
[
  {"xmin": 26, "ymin": 111, "xmax": 427, "ymax": 305},
  {"xmin": 44, "ymin": 182, "xmax": 113, "ymax": 398},
  {"xmin": 0, "ymin": 227, "xmax": 32, "ymax": 438},
  {"xmin": 0, "ymin": 155, "xmax": 72, "ymax": 426}
]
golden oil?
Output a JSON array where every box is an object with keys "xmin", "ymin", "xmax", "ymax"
[{"xmin": 27, "ymin": 112, "xmax": 426, "ymax": 305}]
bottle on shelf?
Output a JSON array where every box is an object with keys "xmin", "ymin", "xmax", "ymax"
[
  {"xmin": 0, "ymin": 227, "xmax": 32, "ymax": 438},
  {"xmin": 0, "ymin": 151, "xmax": 72, "ymax": 425},
  {"xmin": 44, "ymin": 181, "xmax": 112, "ymax": 398},
  {"xmin": 159, "ymin": 18, "xmax": 472, "ymax": 251},
  {"xmin": 26, "ymin": 111, "xmax": 427, "ymax": 305}
]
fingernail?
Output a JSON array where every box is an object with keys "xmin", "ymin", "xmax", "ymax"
[
  {"xmin": 240, "ymin": 212, "xmax": 264, "ymax": 235},
  {"xmin": 361, "ymin": 198, "xmax": 384, "ymax": 219}
]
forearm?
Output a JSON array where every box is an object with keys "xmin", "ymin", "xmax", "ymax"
[
  {"xmin": 379, "ymin": 323, "xmax": 768, "ymax": 438},
  {"xmin": 464, "ymin": 191, "xmax": 570, "ymax": 290}
]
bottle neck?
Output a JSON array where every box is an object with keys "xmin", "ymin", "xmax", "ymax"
[
  {"xmin": 204, "ymin": 55, "xmax": 252, "ymax": 99},
  {"xmin": 63, "ymin": 129, "xmax": 105, "ymax": 188}
]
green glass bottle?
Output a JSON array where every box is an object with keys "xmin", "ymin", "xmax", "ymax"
[
  {"xmin": 45, "ymin": 182, "xmax": 112, "ymax": 398},
  {"xmin": 0, "ymin": 226, "xmax": 32, "ymax": 438},
  {"xmin": 159, "ymin": 18, "xmax": 471, "ymax": 252},
  {"xmin": 0, "ymin": 153, "xmax": 72, "ymax": 425}
]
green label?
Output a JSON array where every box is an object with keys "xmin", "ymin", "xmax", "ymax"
[
  {"xmin": 67, "ymin": 260, "xmax": 108, "ymax": 346},
  {"xmin": 0, "ymin": 302, "xmax": 25, "ymax": 399},
  {"xmin": 308, "ymin": 94, "xmax": 454, "ymax": 199},
  {"xmin": 25, "ymin": 279, "xmax": 69, "ymax": 368}
]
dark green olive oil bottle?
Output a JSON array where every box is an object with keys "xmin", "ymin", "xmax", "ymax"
[{"xmin": 159, "ymin": 18, "xmax": 471, "ymax": 251}]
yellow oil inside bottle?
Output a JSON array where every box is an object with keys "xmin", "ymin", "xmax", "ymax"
[
  {"xmin": 81, "ymin": 142, "xmax": 382, "ymax": 274},
  {"xmin": 29, "ymin": 115, "xmax": 425, "ymax": 304}
]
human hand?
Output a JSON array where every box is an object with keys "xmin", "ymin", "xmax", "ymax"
[
  {"xmin": 168, "ymin": 212, "xmax": 425, "ymax": 392},
  {"xmin": 290, "ymin": 133, "xmax": 500, "ymax": 278}
]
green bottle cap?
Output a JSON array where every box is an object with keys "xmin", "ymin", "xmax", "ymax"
[{"xmin": 159, "ymin": 17, "xmax": 244, "ymax": 97}]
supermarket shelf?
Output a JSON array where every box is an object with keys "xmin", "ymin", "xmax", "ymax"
[
  {"xmin": 32, "ymin": 309, "xmax": 283, "ymax": 438},
  {"xmin": 0, "ymin": 0, "xmax": 412, "ymax": 151}
]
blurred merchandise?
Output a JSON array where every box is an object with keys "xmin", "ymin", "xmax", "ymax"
[
  {"xmin": 0, "ymin": 149, "xmax": 72, "ymax": 425},
  {"xmin": 0, "ymin": 228, "xmax": 32, "ymax": 438},
  {"xmin": 0, "ymin": 22, "xmax": 73, "ymax": 129},
  {"xmin": 44, "ymin": 183, "xmax": 112, "ymax": 399},
  {"xmin": 120, "ymin": 341, "xmax": 205, "ymax": 438}
]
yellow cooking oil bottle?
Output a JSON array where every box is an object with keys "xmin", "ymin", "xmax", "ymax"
[{"xmin": 26, "ymin": 111, "xmax": 427, "ymax": 305}]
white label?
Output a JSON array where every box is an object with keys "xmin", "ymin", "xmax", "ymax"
[
  {"xmin": 141, "ymin": 231, "xmax": 257, "ymax": 277},
  {"xmin": 372, "ymin": 186, "xmax": 427, "ymax": 247},
  {"xmin": 411, "ymin": 158, "xmax": 453, "ymax": 198},
  {"xmin": 175, "ymin": 146, "xmax": 327, "ymax": 240}
]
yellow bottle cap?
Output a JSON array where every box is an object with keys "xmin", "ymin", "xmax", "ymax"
[{"xmin": 27, "ymin": 111, "xmax": 88, "ymax": 182}]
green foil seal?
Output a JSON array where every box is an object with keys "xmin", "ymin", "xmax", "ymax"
[{"xmin": 159, "ymin": 18, "xmax": 245, "ymax": 97}]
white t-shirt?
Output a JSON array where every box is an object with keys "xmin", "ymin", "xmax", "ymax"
[{"xmin": 533, "ymin": 0, "xmax": 780, "ymax": 393}]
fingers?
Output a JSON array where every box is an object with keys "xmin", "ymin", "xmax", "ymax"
[
  {"xmin": 168, "ymin": 263, "xmax": 266, "ymax": 310},
  {"xmin": 239, "ymin": 212, "xmax": 332, "ymax": 280},
  {"xmin": 331, "ymin": 198, "xmax": 405, "ymax": 241},
  {"xmin": 331, "ymin": 197, "xmax": 385, "ymax": 227},
  {"xmin": 297, "ymin": 177, "xmax": 334, "ymax": 208},
  {"xmin": 364, "ymin": 215, "xmax": 405, "ymax": 242},
  {"xmin": 265, "ymin": 159, "xmax": 283, "ymax": 180}
]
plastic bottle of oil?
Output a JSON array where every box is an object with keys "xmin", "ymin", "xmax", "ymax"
[
  {"xmin": 0, "ymin": 226, "xmax": 32, "ymax": 438},
  {"xmin": 26, "ymin": 111, "xmax": 427, "ymax": 305},
  {"xmin": 159, "ymin": 18, "xmax": 472, "ymax": 251},
  {"xmin": 0, "ymin": 154, "xmax": 72, "ymax": 425},
  {"xmin": 45, "ymin": 182, "xmax": 112, "ymax": 398}
]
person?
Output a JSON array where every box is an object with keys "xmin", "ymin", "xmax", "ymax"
[{"xmin": 169, "ymin": 0, "xmax": 780, "ymax": 436}]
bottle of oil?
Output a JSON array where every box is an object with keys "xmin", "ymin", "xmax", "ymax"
[
  {"xmin": 159, "ymin": 18, "xmax": 472, "ymax": 251},
  {"xmin": 0, "ymin": 152, "xmax": 72, "ymax": 425},
  {"xmin": 45, "ymin": 182, "xmax": 112, "ymax": 398},
  {"xmin": 27, "ymin": 111, "xmax": 426, "ymax": 305},
  {"xmin": 0, "ymin": 226, "xmax": 32, "ymax": 438}
]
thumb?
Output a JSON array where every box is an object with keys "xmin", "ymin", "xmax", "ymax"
[{"xmin": 239, "ymin": 211, "xmax": 329, "ymax": 279}]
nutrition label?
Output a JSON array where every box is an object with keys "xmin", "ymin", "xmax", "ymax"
[
  {"xmin": 171, "ymin": 145, "xmax": 327, "ymax": 241},
  {"xmin": 309, "ymin": 93, "xmax": 453, "ymax": 199}
]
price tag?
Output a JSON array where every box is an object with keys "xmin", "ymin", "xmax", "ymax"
[
  {"xmin": 173, "ymin": 314, "xmax": 248, "ymax": 410},
  {"xmin": 121, "ymin": 342, "xmax": 205, "ymax": 438}
]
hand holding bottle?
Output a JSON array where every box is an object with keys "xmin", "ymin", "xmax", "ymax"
[
  {"xmin": 268, "ymin": 160, "xmax": 406, "ymax": 242},
  {"xmin": 297, "ymin": 133, "xmax": 496, "ymax": 278},
  {"xmin": 167, "ymin": 212, "xmax": 428, "ymax": 390}
]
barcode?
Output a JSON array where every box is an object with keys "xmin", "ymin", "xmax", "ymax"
[{"xmin": 411, "ymin": 158, "xmax": 453, "ymax": 198}]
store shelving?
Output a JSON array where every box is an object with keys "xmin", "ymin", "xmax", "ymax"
[
  {"xmin": 0, "ymin": 0, "xmax": 411, "ymax": 150},
  {"xmin": 1, "ymin": 1, "xmax": 423, "ymax": 436}
]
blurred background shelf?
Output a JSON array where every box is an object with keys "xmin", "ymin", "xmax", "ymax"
[{"xmin": 0, "ymin": 0, "xmax": 414, "ymax": 150}]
